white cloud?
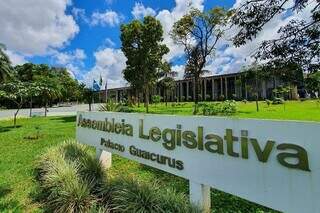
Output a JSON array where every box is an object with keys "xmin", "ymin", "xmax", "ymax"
[
  {"xmin": 132, "ymin": 2, "xmax": 156, "ymax": 19},
  {"xmin": 83, "ymin": 48, "xmax": 127, "ymax": 89},
  {"xmin": 103, "ymin": 38, "xmax": 116, "ymax": 47},
  {"xmin": 106, "ymin": 0, "xmax": 115, "ymax": 5},
  {"xmin": 53, "ymin": 49, "xmax": 86, "ymax": 78},
  {"xmin": 72, "ymin": 7, "xmax": 89, "ymax": 23},
  {"xmin": 155, "ymin": 0, "xmax": 205, "ymax": 61},
  {"xmin": 0, "ymin": 0, "xmax": 79, "ymax": 55},
  {"xmin": 91, "ymin": 10, "xmax": 124, "ymax": 27},
  {"xmin": 5, "ymin": 50, "xmax": 27, "ymax": 66}
]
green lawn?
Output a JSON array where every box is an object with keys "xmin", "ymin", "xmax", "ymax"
[
  {"xmin": 133, "ymin": 100, "xmax": 320, "ymax": 122},
  {"xmin": 0, "ymin": 100, "xmax": 319, "ymax": 212}
]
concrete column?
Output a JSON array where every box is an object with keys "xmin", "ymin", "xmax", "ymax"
[
  {"xmin": 187, "ymin": 81, "xmax": 190, "ymax": 101},
  {"xmin": 190, "ymin": 181, "xmax": 211, "ymax": 213},
  {"xmin": 201, "ymin": 79, "xmax": 204, "ymax": 101},
  {"xmin": 220, "ymin": 78, "xmax": 223, "ymax": 96},
  {"xmin": 193, "ymin": 78, "xmax": 196, "ymax": 100},
  {"xmin": 116, "ymin": 90, "xmax": 119, "ymax": 103},
  {"xmin": 204, "ymin": 79, "xmax": 207, "ymax": 101},
  {"xmin": 262, "ymin": 80, "xmax": 267, "ymax": 99},
  {"xmin": 96, "ymin": 148, "xmax": 112, "ymax": 169},
  {"xmin": 211, "ymin": 78, "xmax": 215, "ymax": 100},
  {"xmin": 245, "ymin": 81, "xmax": 248, "ymax": 99},
  {"xmin": 225, "ymin": 77, "xmax": 228, "ymax": 99}
]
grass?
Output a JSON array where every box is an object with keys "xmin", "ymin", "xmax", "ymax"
[
  {"xmin": 0, "ymin": 116, "xmax": 76, "ymax": 212},
  {"xmin": 133, "ymin": 100, "xmax": 320, "ymax": 122},
  {"xmin": 0, "ymin": 100, "xmax": 319, "ymax": 212}
]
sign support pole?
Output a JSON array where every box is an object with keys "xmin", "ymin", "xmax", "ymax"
[
  {"xmin": 96, "ymin": 148, "xmax": 112, "ymax": 169},
  {"xmin": 189, "ymin": 181, "xmax": 211, "ymax": 213}
]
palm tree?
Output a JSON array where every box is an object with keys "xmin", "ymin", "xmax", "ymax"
[
  {"xmin": 158, "ymin": 62, "xmax": 177, "ymax": 106},
  {"xmin": 0, "ymin": 43, "xmax": 13, "ymax": 82}
]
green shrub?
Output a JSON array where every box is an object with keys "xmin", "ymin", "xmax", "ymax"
[
  {"xmin": 195, "ymin": 101, "xmax": 237, "ymax": 116},
  {"xmin": 272, "ymin": 98, "xmax": 284, "ymax": 105},
  {"xmin": 35, "ymin": 140, "xmax": 106, "ymax": 213},
  {"xmin": 36, "ymin": 150, "xmax": 95, "ymax": 212},
  {"xmin": 265, "ymin": 99, "xmax": 271, "ymax": 106},
  {"xmin": 99, "ymin": 100, "xmax": 134, "ymax": 113},
  {"xmin": 36, "ymin": 141, "xmax": 200, "ymax": 213},
  {"xmin": 152, "ymin": 95, "xmax": 162, "ymax": 105},
  {"xmin": 218, "ymin": 95, "xmax": 225, "ymax": 101},
  {"xmin": 109, "ymin": 177, "xmax": 200, "ymax": 213}
]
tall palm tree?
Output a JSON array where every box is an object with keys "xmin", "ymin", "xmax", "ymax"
[
  {"xmin": 0, "ymin": 43, "xmax": 13, "ymax": 82},
  {"xmin": 158, "ymin": 62, "xmax": 177, "ymax": 106}
]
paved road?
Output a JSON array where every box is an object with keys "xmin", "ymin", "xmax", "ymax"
[{"xmin": 0, "ymin": 103, "xmax": 102, "ymax": 120}]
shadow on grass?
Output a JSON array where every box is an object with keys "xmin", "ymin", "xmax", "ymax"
[
  {"xmin": 0, "ymin": 125, "xmax": 22, "ymax": 133},
  {"xmin": 50, "ymin": 116, "xmax": 76, "ymax": 123}
]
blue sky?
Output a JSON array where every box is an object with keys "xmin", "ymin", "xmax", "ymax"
[{"xmin": 0, "ymin": 0, "xmax": 308, "ymax": 88}]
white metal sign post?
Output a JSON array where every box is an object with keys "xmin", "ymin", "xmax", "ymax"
[{"xmin": 76, "ymin": 111, "xmax": 320, "ymax": 213}]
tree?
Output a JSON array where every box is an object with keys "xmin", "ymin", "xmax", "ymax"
[
  {"xmin": 82, "ymin": 86, "xmax": 95, "ymax": 111},
  {"xmin": 231, "ymin": 0, "xmax": 320, "ymax": 74},
  {"xmin": 171, "ymin": 8, "xmax": 231, "ymax": 104},
  {"xmin": 241, "ymin": 64, "xmax": 270, "ymax": 112},
  {"xmin": 37, "ymin": 77, "xmax": 61, "ymax": 116},
  {"xmin": 305, "ymin": 71, "xmax": 320, "ymax": 97},
  {"xmin": 0, "ymin": 43, "xmax": 13, "ymax": 83},
  {"xmin": 158, "ymin": 62, "xmax": 177, "ymax": 106},
  {"xmin": 0, "ymin": 81, "xmax": 39, "ymax": 127},
  {"xmin": 121, "ymin": 16, "xmax": 169, "ymax": 113}
]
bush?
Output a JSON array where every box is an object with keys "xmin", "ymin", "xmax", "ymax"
[
  {"xmin": 99, "ymin": 100, "xmax": 134, "ymax": 113},
  {"xmin": 152, "ymin": 95, "xmax": 162, "ymax": 105},
  {"xmin": 35, "ymin": 141, "xmax": 106, "ymax": 213},
  {"xmin": 109, "ymin": 177, "xmax": 199, "ymax": 213},
  {"xmin": 36, "ymin": 142, "xmax": 96, "ymax": 212},
  {"xmin": 195, "ymin": 101, "xmax": 237, "ymax": 116},
  {"xmin": 272, "ymin": 97, "xmax": 284, "ymax": 105},
  {"xmin": 36, "ymin": 141, "xmax": 200, "ymax": 213},
  {"xmin": 265, "ymin": 99, "xmax": 271, "ymax": 106}
]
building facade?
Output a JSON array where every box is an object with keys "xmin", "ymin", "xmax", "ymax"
[{"xmin": 100, "ymin": 72, "xmax": 298, "ymax": 103}]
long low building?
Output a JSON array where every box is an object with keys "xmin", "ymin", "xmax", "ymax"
[{"xmin": 100, "ymin": 72, "xmax": 299, "ymax": 103}]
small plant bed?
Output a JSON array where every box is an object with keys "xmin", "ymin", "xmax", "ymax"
[{"xmin": 35, "ymin": 140, "xmax": 201, "ymax": 213}]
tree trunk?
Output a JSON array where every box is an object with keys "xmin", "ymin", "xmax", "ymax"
[
  {"xmin": 29, "ymin": 97, "xmax": 33, "ymax": 117},
  {"xmin": 45, "ymin": 102, "xmax": 48, "ymax": 117},
  {"xmin": 194, "ymin": 76, "xmax": 199, "ymax": 105},
  {"xmin": 13, "ymin": 108, "xmax": 20, "ymax": 128},
  {"xmin": 165, "ymin": 89, "xmax": 168, "ymax": 107},
  {"xmin": 89, "ymin": 103, "xmax": 92, "ymax": 111},
  {"xmin": 255, "ymin": 73, "xmax": 259, "ymax": 112},
  {"xmin": 145, "ymin": 86, "xmax": 149, "ymax": 113}
]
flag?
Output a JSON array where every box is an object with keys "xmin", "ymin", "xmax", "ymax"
[
  {"xmin": 99, "ymin": 74, "xmax": 103, "ymax": 87},
  {"xmin": 105, "ymin": 80, "xmax": 108, "ymax": 101},
  {"xmin": 92, "ymin": 80, "xmax": 100, "ymax": 92}
]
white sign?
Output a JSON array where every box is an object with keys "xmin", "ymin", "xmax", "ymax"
[{"xmin": 76, "ymin": 111, "xmax": 320, "ymax": 213}]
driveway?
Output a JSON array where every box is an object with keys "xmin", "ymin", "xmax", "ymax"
[{"xmin": 0, "ymin": 103, "xmax": 102, "ymax": 120}]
